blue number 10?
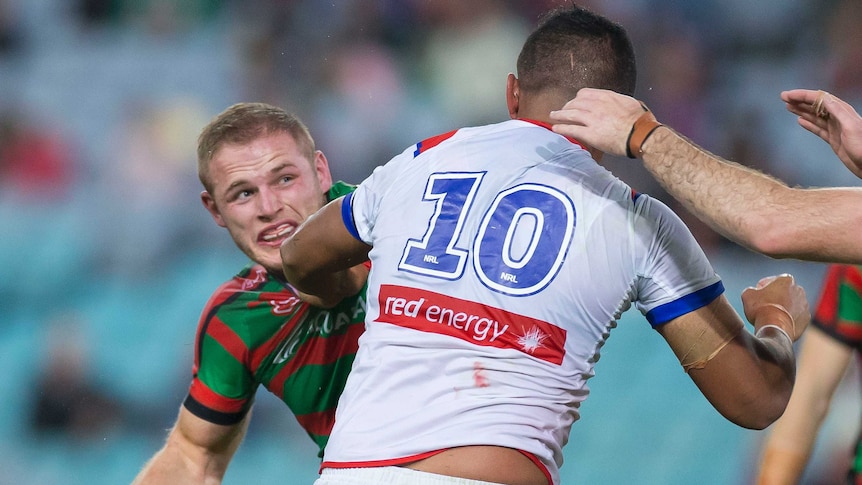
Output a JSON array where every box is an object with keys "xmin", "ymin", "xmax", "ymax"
[{"xmin": 398, "ymin": 172, "xmax": 576, "ymax": 296}]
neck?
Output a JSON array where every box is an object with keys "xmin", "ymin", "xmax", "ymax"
[
  {"xmin": 515, "ymin": 98, "xmax": 602, "ymax": 162},
  {"xmin": 514, "ymin": 91, "xmax": 570, "ymax": 124}
]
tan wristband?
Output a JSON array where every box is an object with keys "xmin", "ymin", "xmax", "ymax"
[
  {"xmin": 626, "ymin": 103, "xmax": 663, "ymax": 159},
  {"xmin": 754, "ymin": 303, "xmax": 796, "ymax": 340}
]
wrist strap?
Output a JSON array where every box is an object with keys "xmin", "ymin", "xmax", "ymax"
[{"xmin": 626, "ymin": 102, "xmax": 663, "ymax": 158}]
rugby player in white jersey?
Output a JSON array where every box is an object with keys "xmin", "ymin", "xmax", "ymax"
[{"xmin": 281, "ymin": 5, "xmax": 810, "ymax": 485}]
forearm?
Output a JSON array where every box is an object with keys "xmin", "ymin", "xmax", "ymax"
[
  {"xmin": 132, "ymin": 442, "xmax": 228, "ymax": 485},
  {"xmin": 662, "ymin": 296, "xmax": 801, "ymax": 429},
  {"xmin": 292, "ymin": 263, "xmax": 368, "ymax": 308},
  {"xmin": 640, "ymin": 127, "xmax": 862, "ymax": 262},
  {"xmin": 133, "ymin": 410, "xmax": 246, "ymax": 485},
  {"xmin": 756, "ymin": 389, "xmax": 826, "ymax": 485},
  {"xmin": 756, "ymin": 422, "xmax": 818, "ymax": 485},
  {"xmin": 692, "ymin": 326, "xmax": 796, "ymax": 430},
  {"xmin": 281, "ymin": 198, "xmax": 371, "ymax": 304},
  {"xmin": 757, "ymin": 325, "xmax": 853, "ymax": 484},
  {"xmin": 640, "ymin": 128, "xmax": 790, "ymax": 252}
]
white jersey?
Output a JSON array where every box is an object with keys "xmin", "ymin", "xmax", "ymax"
[{"xmin": 329, "ymin": 119, "xmax": 723, "ymax": 484}]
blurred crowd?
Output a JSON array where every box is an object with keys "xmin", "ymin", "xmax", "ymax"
[{"xmin": 1, "ymin": 0, "xmax": 860, "ymax": 484}]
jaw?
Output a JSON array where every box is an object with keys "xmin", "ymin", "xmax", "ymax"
[{"xmin": 250, "ymin": 244, "xmax": 284, "ymax": 276}]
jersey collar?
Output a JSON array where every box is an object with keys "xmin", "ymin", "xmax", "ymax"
[{"xmin": 521, "ymin": 119, "xmax": 586, "ymax": 151}]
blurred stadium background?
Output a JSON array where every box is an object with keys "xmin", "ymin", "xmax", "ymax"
[{"xmin": 1, "ymin": 0, "xmax": 860, "ymax": 483}]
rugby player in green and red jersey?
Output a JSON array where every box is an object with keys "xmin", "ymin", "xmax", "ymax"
[{"xmin": 133, "ymin": 103, "xmax": 369, "ymax": 484}]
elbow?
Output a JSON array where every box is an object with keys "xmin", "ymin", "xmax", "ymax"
[
  {"xmin": 736, "ymin": 406, "xmax": 785, "ymax": 431},
  {"xmin": 739, "ymin": 220, "xmax": 795, "ymax": 260},
  {"xmin": 726, "ymin": 387, "xmax": 793, "ymax": 430}
]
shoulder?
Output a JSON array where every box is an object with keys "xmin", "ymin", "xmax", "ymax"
[
  {"xmin": 328, "ymin": 181, "xmax": 358, "ymax": 200},
  {"xmin": 198, "ymin": 264, "xmax": 305, "ymax": 332}
]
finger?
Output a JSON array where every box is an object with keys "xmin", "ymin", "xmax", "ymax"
[
  {"xmin": 812, "ymin": 91, "xmax": 833, "ymax": 119},
  {"xmin": 781, "ymin": 89, "xmax": 820, "ymax": 105},
  {"xmin": 785, "ymin": 102, "xmax": 815, "ymax": 117},
  {"xmin": 549, "ymin": 105, "xmax": 591, "ymax": 123},
  {"xmin": 557, "ymin": 88, "xmax": 604, "ymax": 111},
  {"xmin": 756, "ymin": 275, "xmax": 778, "ymax": 289},
  {"xmin": 551, "ymin": 123, "xmax": 587, "ymax": 138},
  {"xmin": 796, "ymin": 116, "xmax": 827, "ymax": 140}
]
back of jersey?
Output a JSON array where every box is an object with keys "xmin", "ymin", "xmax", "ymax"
[{"xmin": 329, "ymin": 119, "xmax": 721, "ymax": 483}]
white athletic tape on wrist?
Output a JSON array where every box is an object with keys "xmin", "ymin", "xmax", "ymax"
[{"xmin": 756, "ymin": 324, "xmax": 793, "ymax": 346}]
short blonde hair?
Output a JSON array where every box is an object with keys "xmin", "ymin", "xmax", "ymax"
[{"xmin": 197, "ymin": 102, "xmax": 315, "ymax": 193}]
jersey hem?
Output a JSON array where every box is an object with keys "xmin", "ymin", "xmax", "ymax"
[
  {"xmin": 321, "ymin": 448, "xmax": 552, "ymax": 485},
  {"xmin": 321, "ymin": 449, "xmax": 445, "ymax": 472}
]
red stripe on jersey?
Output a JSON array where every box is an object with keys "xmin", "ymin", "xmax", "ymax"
[
  {"xmin": 376, "ymin": 284, "xmax": 567, "ymax": 365},
  {"xmin": 815, "ymin": 265, "xmax": 847, "ymax": 324},
  {"xmin": 295, "ymin": 408, "xmax": 337, "ymax": 438},
  {"xmin": 269, "ymin": 322, "xmax": 364, "ymax": 395},
  {"xmin": 323, "ymin": 450, "xmax": 445, "ymax": 470},
  {"xmin": 845, "ymin": 266, "xmax": 862, "ymax": 293},
  {"xmin": 414, "ymin": 130, "xmax": 458, "ymax": 156},
  {"xmin": 836, "ymin": 320, "xmax": 862, "ymax": 341},
  {"xmin": 208, "ymin": 318, "xmax": 250, "ymax": 364},
  {"xmin": 188, "ymin": 378, "xmax": 246, "ymax": 413},
  {"xmin": 522, "ymin": 118, "xmax": 586, "ymax": 150},
  {"xmin": 194, "ymin": 265, "xmax": 269, "ymax": 368},
  {"xmin": 321, "ymin": 447, "xmax": 552, "ymax": 484}
]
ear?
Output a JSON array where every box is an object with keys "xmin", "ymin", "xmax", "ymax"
[
  {"xmin": 314, "ymin": 150, "xmax": 333, "ymax": 193},
  {"xmin": 506, "ymin": 73, "xmax": 520, "ymax": 119},
  {"xmin": 201, "ymin": 191, "xmax": 227, "ymax": 228}
]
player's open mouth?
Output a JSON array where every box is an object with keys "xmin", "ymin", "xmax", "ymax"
[{"xmin": 261, "ymin": 223, "xmax": 294, "ymax": 242}]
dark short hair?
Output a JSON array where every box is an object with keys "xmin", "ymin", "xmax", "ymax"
[
  {"xmin": 196, "ymin": 102, "xmax": 315, "ymax": 193},
  {"xmin": 516, "ymin": 4, "xmax": 636, "ymax": 98}
]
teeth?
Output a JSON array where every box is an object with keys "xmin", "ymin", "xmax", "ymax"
[{"xmin": 262, "ymin": 224, "xmax": 293, "ymax": 241}]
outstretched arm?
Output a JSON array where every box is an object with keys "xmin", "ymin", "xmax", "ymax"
[
  {"xmin": 281, "ymin": 196, "xmax": 371, "ymax": 301},
  {"xmin": 755, "ymin": 326, "xmax": 853, "ymax": 484},
  {"xmin": 657, "ymin": 275, "xmax": 810, "ymax": 429},
  {"xmin": 132, "ymin": 407, "xmax": 249, "ymax": 485},
  {"xmin": 549, "ymin": 88, "xmax": 862, "ymax": 263}
]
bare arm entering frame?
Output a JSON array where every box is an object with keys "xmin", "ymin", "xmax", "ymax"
[
  {"xmin": 550, "ymin": 88, "xmax": 862, "ymax": 264},
  {"xmin": 755, "ymin": 326, "xmax": 853, "ymax": 484},
  {"xmin": 132, "ymin": 407, "xmax": 249, "ymax": 485},
  {"xmin": 755, "ymin": 264, "xmax": 861, "ymax": 484}
]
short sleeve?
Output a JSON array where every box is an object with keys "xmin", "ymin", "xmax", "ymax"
[
  {"xmin": 631, "ymin": 195, "xmax": 723, "ymax": 327},
  {"xmin": 344, "ymin": 145, "xmax": 416, "ymax": 245}
]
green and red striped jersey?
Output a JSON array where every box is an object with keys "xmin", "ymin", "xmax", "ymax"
[
  {"xmin": 810, "ymin": 264, "xmax": 862, "ymax": 482},
  {"xmin": 813, "ymin": 264, "xmax": 862, "ymax": 347},
  {"xmin": 183, "ymin": 182, "xmax": 366, "ymax": 457}
]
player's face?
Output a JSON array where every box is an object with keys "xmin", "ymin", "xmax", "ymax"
[{"xmin": 201, "ymin": 131, "xmax": 332, "ymax": 275}]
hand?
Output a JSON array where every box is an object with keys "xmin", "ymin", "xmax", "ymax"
[
  {"xmin": 741, "ymin": 274, "xmax": 810, "ymax": 341},
  {"xmin": 781, "ymin": 89, "xmax": 862, "ymax": 178},
  {"xmin": 549, "ymin": 88, "xmax": 647, "ymax": 157}
]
